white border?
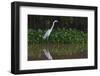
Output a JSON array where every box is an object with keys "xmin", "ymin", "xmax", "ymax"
[{"xmin": 20, "ymin": 6, "xmax": 95, "ymax": 70}]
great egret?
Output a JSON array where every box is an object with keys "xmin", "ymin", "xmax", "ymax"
[
  {"xmin": 43, "ymin": 20, "xmax": 58, "ymax": 39},
  {"xmin": 42, "ymin": 20, "xmax": 58, "ymax": 60}
]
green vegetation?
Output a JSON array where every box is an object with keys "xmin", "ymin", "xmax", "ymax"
[{"xmin": 28, "ymin": 28, "xmax": 87, "ymax": 44}]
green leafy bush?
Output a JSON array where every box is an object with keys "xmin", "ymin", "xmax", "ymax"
[{"xmin": 28, "ymin": 28, "xmax": 87, "ymax": 44}]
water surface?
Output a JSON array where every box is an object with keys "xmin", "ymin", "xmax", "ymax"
[{"xmin": 28, "ymin": 43, "xmax": 88, "ymax": 61}]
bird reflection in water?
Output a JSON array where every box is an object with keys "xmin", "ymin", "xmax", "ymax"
[{"xmin": 42, "ymin": 48, "xmax": 53, "ymax": 60}]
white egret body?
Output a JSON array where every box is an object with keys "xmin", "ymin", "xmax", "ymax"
[{"xmin": 43, "ymin": 20, "xmax": 58, "ymax": 39}]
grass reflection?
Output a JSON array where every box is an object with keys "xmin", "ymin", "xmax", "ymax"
[{"xmin": 28, "ymin": 43, "xmax": 87, "ymax": 61}]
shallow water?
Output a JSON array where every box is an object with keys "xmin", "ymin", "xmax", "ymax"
[{"xmin": 28, "ymin": 43, "xmax": 87, "ymax": 61}]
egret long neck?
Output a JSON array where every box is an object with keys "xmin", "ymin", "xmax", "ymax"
[{"xmin": 50, "ymin": 22, "xmax": 55, "ymax": 30}]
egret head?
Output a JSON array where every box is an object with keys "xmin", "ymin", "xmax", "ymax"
[{"xmin": 54, "ymin": 20, "xmax": 58, "ymax": 23}]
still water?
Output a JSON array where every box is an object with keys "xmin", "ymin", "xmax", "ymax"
[{"xmin": 28, "ymin": 43, "xmax": 87, "ymax": 61}]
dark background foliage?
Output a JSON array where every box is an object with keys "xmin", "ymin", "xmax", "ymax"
[{"xmin": 28, "ymin": 15, "xmax": 88, "ymax": 32}]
